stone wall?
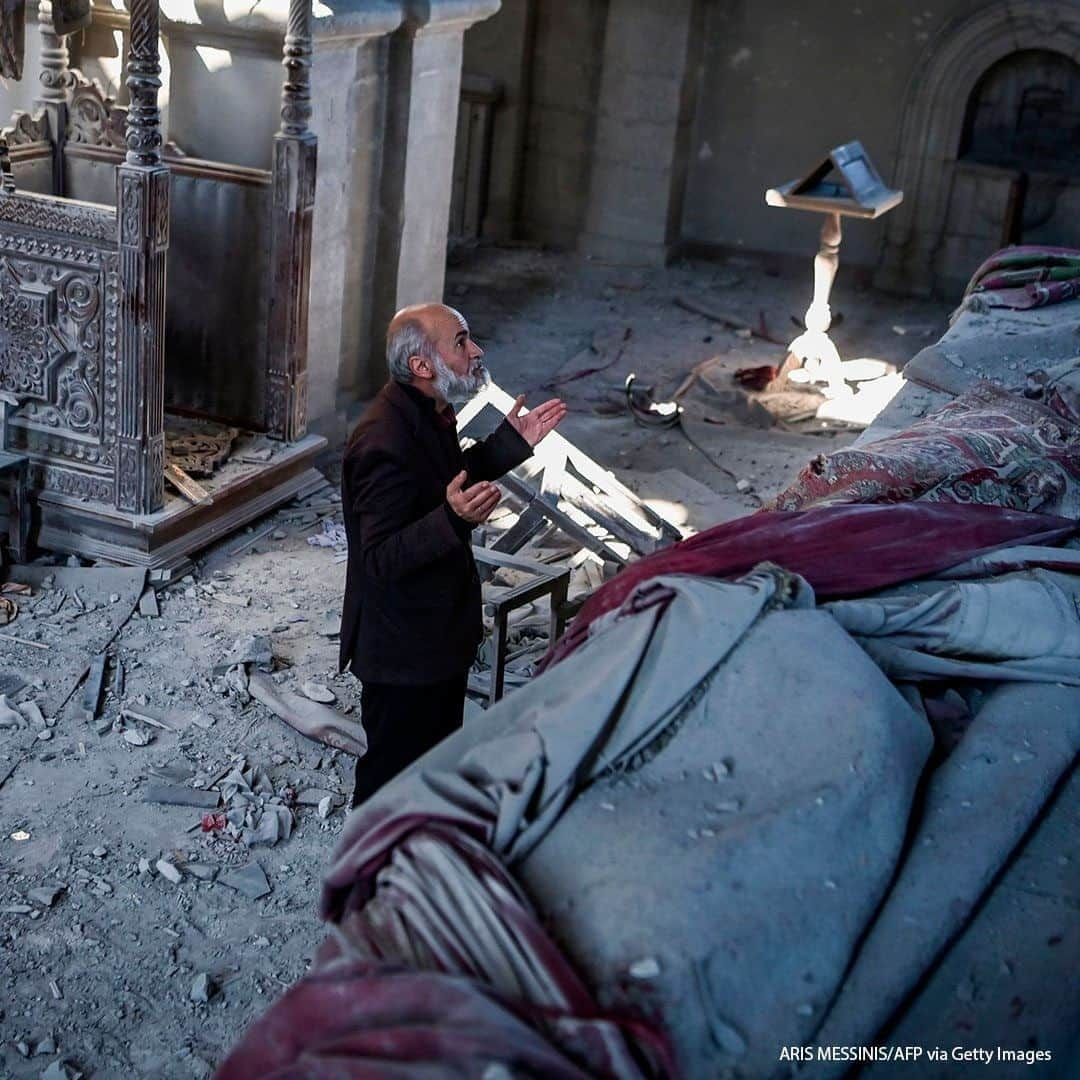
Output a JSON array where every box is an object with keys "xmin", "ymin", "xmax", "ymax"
[
  {"xmin": 514, "ymin": 0, "xmax": 608, "ymax": 249},
  {"xmin": 466, "ymin": 0, "xmax": 1080, "ymax": 295}
]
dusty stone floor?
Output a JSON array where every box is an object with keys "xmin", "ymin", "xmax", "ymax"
[{"xmin": 1, "ymin": 248, "xmax": 956, "ymax": 1079}]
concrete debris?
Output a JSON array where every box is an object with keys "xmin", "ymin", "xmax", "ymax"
[
  {"xmin": 190, "ymin": 972, "xmax": 218, "ymax": 1004},
  {"xmin": 0, "ymin": 692, "xmax": 23, "ymax": 729},
  {"xmin": 35, "ymin": 1036, "xmax": 57, "ymax": 1056},
  {"xmin": 316, "ymin": 795, "xmax": 334, "ymax": 820},
  {"xmin": 190, "ymin": 711, "xmax": 216, "ymax": 729},
  {"xmin": 36, "ymin": 729, "xmax": 54, "ymax": 741},
  {"xmin": 156, "ymin": 859, "xmax": 183, "ymax": 885},
  {"xmin": 300, "ymin": 681, "xmax": 335, "ymax": 704},
  {"xmin": 213, "ymin": 634, "xmax": 274, "ymax": 676},
  {"xmin": 295, "ymin": 788, "xmax": 342, "ymax": 807},
  {"xmin": 28, "ymin": 885, "xmax": 65, "ymax": 908},
  {"xmin": 142, "ymin": 783, "xmax": 221, "ymax": 809},
  {"xmin": 628, "ymin": 957, "xmax": 661, "ymax": 980},
  {"xmin": 138, "ymin": 859, "xmax": 152, "ymax": 875},
  {"xmin": 80, "ymin": 654, "xmax": 107, "ymax": 723},
  {"xmin": 40, "ymin": 1060, "xmax": 82, "ymax": 1080},
  {"xmin": 138, "ymin": 589, "xmax": 160, "ymax": 618},
  {"xmin": 122, "ymin": 728, "xmax": 154, "ymax": 747},
  {"xmin": 17, "ymin": 1041, "xmax": 30, "ymax": 1057},
  {"xmin": 92, "ymin": 846, "xmax": 107, "ymax": 858},
  {"xmin": 2, "ymin": 903, "xmax": 33, "ymax": 914},
  {"xmin": 186, "ymin": 864, "xmax": 218, "ymax": 882},
  {"xmin": 218, "ymin": 862, "xmax": 271, "ymax": 900}
]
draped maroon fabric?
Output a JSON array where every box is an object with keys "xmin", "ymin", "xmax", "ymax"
[
  {"xmin": 539, "ymin": 504, "xmax": 1075, "ymax": 671},
  {"xmin": 216, "ymin": 960, "xmax": 599, "ymax": 1079}
]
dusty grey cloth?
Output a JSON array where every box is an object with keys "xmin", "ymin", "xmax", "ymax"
[
  {"xmin": 826, "ymin": 571, "xmax": 1080, "ymax": 686},
  {"xmin": 806, "ymin": 681, "xmax": 1080, "ymax": 1079}
]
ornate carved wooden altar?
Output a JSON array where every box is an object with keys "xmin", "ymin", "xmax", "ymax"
[{"xmin": 0, "ymin": 0, "xmax": 324, "ymax": 566}]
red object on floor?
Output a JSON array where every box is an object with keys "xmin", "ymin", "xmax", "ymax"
[{"xmin": 541, "ymin": 504, "xmax": 1076, "ymax": 671}]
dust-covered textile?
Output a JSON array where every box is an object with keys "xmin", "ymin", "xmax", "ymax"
[
  {"xmin": 961, "ymin": 244, "xmax": 1080, "ymax": 311},
  {"xmin": 827, "ymin": 570, "xmax": 1080, "ymax": 685},
  {"xmin": 768, "ymin": 382, "xmax": 1080, "ymax": 518},
  {"xmin": 540, "ymin": 503, "xmax": 1074, "ymax": 672},
  {"xmin": 219, "ymin": 571, "xmax": 936, "ymax": 1077}
]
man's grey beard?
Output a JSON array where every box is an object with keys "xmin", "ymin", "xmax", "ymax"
[{"xmin": 431, "ymin": 355, "xmax": 490, "ymax": 403}]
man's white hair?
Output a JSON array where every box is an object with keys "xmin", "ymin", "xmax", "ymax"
[{"xmin": 386, "ymin": 318, "xmax": 434, "ymax": 383}]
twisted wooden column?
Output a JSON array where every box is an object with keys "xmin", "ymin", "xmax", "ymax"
[
  {"xmin": 36, "ymin": 1, "xmax": 76, "ymax": 193},
  {"xmin": 114, "ymin": 0, "xmax": 169, "ymax": 514},
  {"xmin": 265, "ymin": 0, "xmax": 317, "ymax": 441}
]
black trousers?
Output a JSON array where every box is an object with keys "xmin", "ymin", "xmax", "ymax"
[{"xmin": 351, "ymin": 673, "xmax": 468, "ymax": 808}]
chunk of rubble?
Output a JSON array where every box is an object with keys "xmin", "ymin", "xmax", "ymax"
[
  {"xmin": 300, "ymin": 681, "xmax": 336, "ymax": 704},
  {"xmin": 190, "ymin": 972, "xmax": 218, "ymax": 1004},
  {"xmin": 28, "ymin": 885, "xmax": 65, "ymax": 908},
  {"xmin": 156, "ymin": 859, "xmax": 183, "ymax": 885},
  {"xmin": 213, "ymin": 634, "xmax": 274, "ymax": 676},
  {"xmin": 218, "ymin": 862, "xmax": 271, "ymax": 900}
]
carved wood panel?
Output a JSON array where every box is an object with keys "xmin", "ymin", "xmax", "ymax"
[{"xmin": 0, "ymin": 191, "xmax": 119, "ymax": 502}]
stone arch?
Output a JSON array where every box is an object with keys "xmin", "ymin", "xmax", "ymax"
[{"xmin": 874, "ymin": 0, "xmax": 1080, "ymax": 296}]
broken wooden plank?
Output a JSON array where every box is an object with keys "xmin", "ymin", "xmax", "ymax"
[
  {"xmin": 0, "ymin": 632, "xmax": 48, "ymax": 651},
  {"xmin": 164, "ymin": 462, "xmax": 212, "ymax": 505},
  {"xmin": 81, "ymin": 653, "xmax": 107, "ymax": 722}
]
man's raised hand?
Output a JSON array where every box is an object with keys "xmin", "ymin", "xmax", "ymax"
[
  {"xmin": 506, "ymin": 395, "xmax": 567, "ymax": 448},
  {"xmin": 446, "ymin": 470, "xmax": 501, "ymax": 524}
]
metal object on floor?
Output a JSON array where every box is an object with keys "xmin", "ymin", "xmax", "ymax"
[{"xmin": 469, "ymin": 547, "xmax": 571, "ymax": 707}]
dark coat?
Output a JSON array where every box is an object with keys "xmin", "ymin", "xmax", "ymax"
[{"xmin": 339, "ymin": 380, "xmax": 531, "ymax": 685}]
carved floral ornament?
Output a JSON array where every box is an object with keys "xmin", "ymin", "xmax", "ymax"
[{"xmin": 0, "ymin": 256, "xmax": 105, "ymax": 438}]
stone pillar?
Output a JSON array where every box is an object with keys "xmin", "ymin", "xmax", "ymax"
[
  {"xmin": 461, "ymin": 0, "xmax": 535, "ymax": 242},
  {"xmin": 365, "ymin": 0, "xmax": 500, "ymax": 399},
  {"xmin": 115, "ymin": 0, "xmax": 168, "ymax": 515},
  {"xmin": 305, "ymin": 1, "xmax": 403, "ymax": 429},
  {"xmin": 580, "ymin": 0, "xmax": 704, "ymax": 265}
]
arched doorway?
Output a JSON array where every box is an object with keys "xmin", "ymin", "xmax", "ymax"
[{"xmin": 874, "ymin": 0, "xmax": 1080, "ymax": 297}]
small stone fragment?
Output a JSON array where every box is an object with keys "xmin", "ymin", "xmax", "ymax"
[
  {"xmin": 138, "ymin": 858, "xmax": 152, "ymax": 875},
  {"xmin": 41, "ymin": 1060, "xmax": 81, "ymax": 1080},
  {"xmin": 34, "ymin": 1036, "xmax": 57, "ymax": 1056},
  {"xmin": 300, "ymin": 682, "xmax": 335, "ymax": 704},
  {"xmin": 189, "ymin": 972, "xmax": 217, "ymax": 1003},
  {"xmin": 123, "ymin": 728, "xmax": 154, "ymax": 747},
  {"xmin": 186, "ymin": 864, "xmax": 218, "ymax": 882},
  {"xmin": 316, "ymin": 795, "xmax": 333, "ymax": 820},
  {"xmin": 36, "ymin": 730, "xmax": 54, "ymax": 742},
  {"xmin": 190, "ymin": 712, "xmax": 216, "ymax": 730},
  {"xmin": 217, "ymin": 862, "xmax": 271, "ymax": 900},
  {"xmin": 156, "ymin": 859, "xmax": 182, "ymax": 885},
  {"xmin": 92, "ymin": 846, "xmax": 107, "ymax": 858},
  {"xmin": 28, "ymin": 885, "xmax": 65, "ymax": 908},
  {"xmin": 628, "ymin": 957, "xmax": 661, "ymax": 980}
]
